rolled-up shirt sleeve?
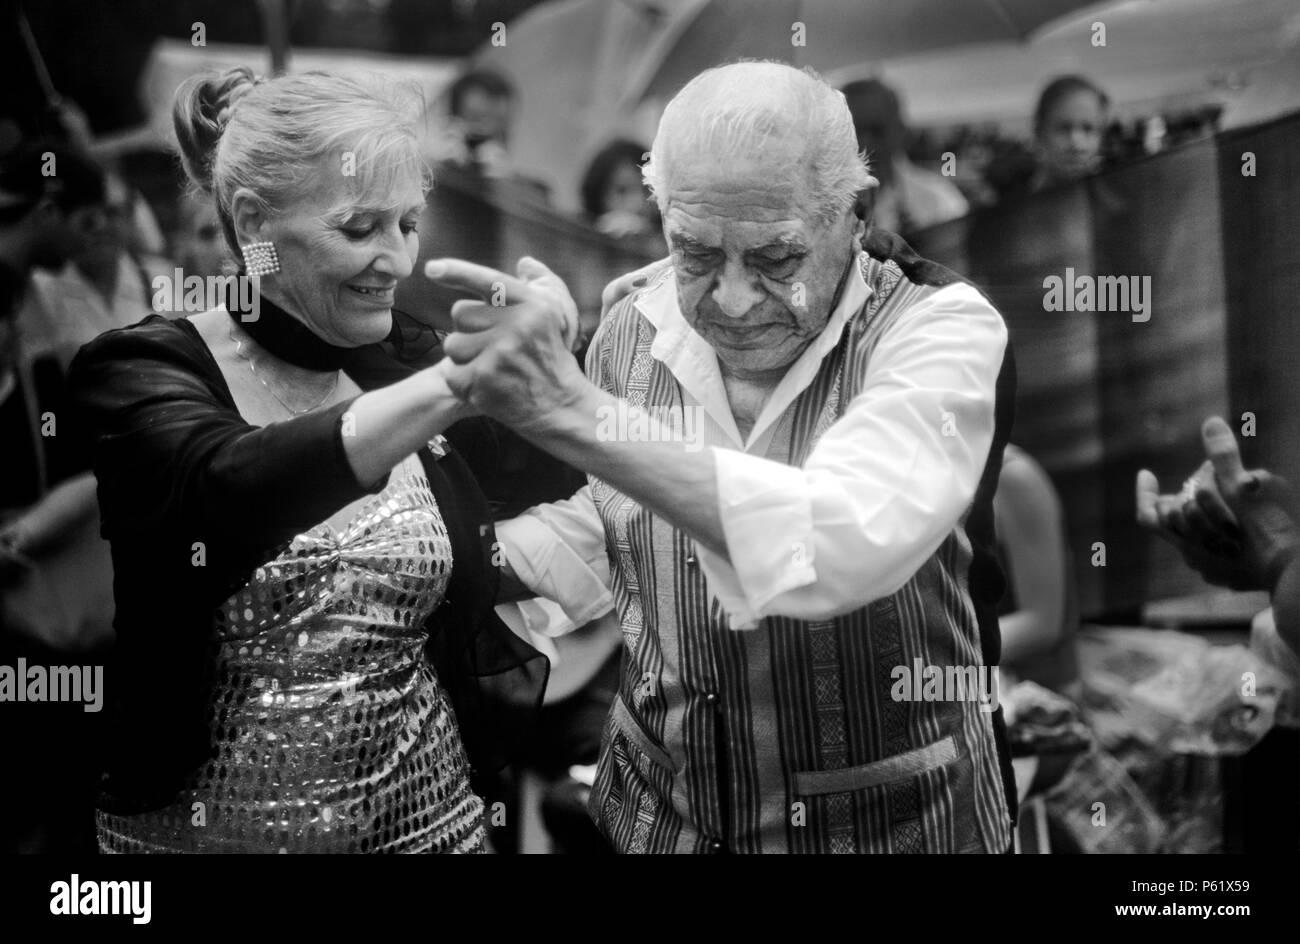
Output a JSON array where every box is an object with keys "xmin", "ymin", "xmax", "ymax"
[
  {"xmin": 695, "ymin": 282, "xmax": 1008, "ymax": 628},
  {"xmin": 497, "ymin": 485, "xmax": 614, "ymax": 633}
]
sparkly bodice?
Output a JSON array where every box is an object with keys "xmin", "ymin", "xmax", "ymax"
[{"xmin": 97, "ymin": 457, "xmax": 485, "ymax": 853}]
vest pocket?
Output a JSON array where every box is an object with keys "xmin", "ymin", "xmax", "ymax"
[
  {"xmin": 610, "ymin": 695, "xmax": 675, "ymax": 772},
  {"xmin": 791, "ymin": 734, "xmax": 990, "ymax": 852},
  {"xmin": 793, "ymin": 735, "xmax": 957, "ymax": 795},
  {"xmin": 590, "ymin": 696, "xmax": 674, "ymax": 853}
]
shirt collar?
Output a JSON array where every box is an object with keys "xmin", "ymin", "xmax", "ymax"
[{"xmin": 633, "ymin": 251, "xmax": 873, "ymax": 449}]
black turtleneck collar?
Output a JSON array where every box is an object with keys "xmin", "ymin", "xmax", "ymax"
[{"xmin": 225, "ymin": 282, "xmax": 378, "ymax": 372}]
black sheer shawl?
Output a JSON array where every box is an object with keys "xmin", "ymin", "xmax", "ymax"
[{"xmin": 67, "ymin": 314, "xmax": 546, "ymax": 814}]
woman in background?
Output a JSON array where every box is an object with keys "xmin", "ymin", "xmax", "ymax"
[
  {"xmin": 579, "ymin": 139, "xmax": 661, "ymax": 245},
  {"xmin": 1030, "ymin": 75, "xmax": 1111, "ymax": 191},
  {"xmin": 983, "ymin": 75, "xmax": 1111, "ymax": 201}
]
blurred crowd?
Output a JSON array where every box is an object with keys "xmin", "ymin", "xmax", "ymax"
[
  {"xmin": 422, "ymin": 66, "xmax": 1229, "ymax": 243},
  {"xmin": 0, "ymin": 64, "xmax": 1225, "ymax": 339}
]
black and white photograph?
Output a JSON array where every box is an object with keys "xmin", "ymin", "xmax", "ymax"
[{"xmin": 0, "ymin": 0, "xmax": 1295, "ymax": 907}]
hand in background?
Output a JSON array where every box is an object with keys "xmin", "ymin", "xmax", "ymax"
[
  {"xmin": 1201, "ymin": 416, "xmax": 1300, "ymax": 588},
  {"xmin": 1138, "ymin": 416, "xmax": 1300, "ymax": 591}
]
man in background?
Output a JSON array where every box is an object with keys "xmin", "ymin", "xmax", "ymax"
[
  {"xmin": 19, "ymin": 167, "xmax": 167, "ymax": 368},
  {"xmin": 841, "ymin": 78, "xmax": 969, "ymax": 237},
  {"xmin": 437, "ymin": 69, "xmax": 518, "ymax": 180}
]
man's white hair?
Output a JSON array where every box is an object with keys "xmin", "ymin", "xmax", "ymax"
[{"xmin": 642, "ymin": 60, "xmax": 871, "ymax": 227}]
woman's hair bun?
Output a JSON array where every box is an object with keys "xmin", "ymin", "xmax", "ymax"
[{"xmin": 173, "ymin": 66, "xmax": 262, "ymax": 193}]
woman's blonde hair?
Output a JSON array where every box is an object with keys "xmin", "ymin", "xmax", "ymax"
[{"xmin": 173, "ymin": 67, "xmax": 429, "ymax": 256}]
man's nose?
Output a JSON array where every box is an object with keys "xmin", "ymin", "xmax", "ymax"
[{"xmin": 711, "ymin": 262, "xmax": 765, "ymax": 319}]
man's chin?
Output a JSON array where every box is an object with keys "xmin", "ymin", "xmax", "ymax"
[{"xmin": 713, "ymin": 342, "xmax": 800, "ymax": 377}]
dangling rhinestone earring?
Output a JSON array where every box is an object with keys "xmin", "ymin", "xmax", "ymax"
[{"xmin": 241, "ymin": 240, "xmax": 280, "ymax": 277}]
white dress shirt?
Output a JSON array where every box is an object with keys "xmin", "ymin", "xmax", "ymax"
[
  {"xmin": 499, "ymin": 252, "xmax": 1007, "ymax": 631},
  {"xmin": 18, "ymin": 255, "xmax": 156, "ymax": 367},
  {"xmin": 873, "ymin": 155, "xmax": 970, "ymax": 234}
]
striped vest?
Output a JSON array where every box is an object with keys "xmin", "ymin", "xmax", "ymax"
[{"xmin": 587, "ymin": 235, "xmax": 1016, "ymax": 853}]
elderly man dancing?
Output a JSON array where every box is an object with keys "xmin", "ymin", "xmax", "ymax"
[{"xmin": 429, "ymin": 61, "xmax": 1016, "ymax": 853}]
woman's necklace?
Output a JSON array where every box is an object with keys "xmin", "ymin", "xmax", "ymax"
[{"xmin": 229, "ymin": 324, "xmax": 339, "ymax": 416}]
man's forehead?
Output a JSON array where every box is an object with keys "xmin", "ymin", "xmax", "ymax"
[
  {"xmin": 663, "ymin": 164, "xmax": 809, "ymax": 228},
  {"xmin": 668, "ymin": 135, "xmax": 806, "ymax": 182}
]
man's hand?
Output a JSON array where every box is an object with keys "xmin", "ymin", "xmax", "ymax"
[
  {"xmin": 1136, "ymin": 416, "xmax": 1300, "ymax": 590},
  {"xmin": 424, "ymin": 256, "xmax": 592, "ymax": 434}
]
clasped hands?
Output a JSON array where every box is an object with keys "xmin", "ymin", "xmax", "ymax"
[
  {"xmin": 1136, "ymin": 416, "xmax": 1300, "ymax": 592},
  {"xmin": 423, "ymin": 255, "xmax": 594, "ymax": 436}
]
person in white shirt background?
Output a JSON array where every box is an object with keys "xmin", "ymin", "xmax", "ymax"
[
  {"xmin": 840, "ymin": 77, "xmax": 970, "ymax": 237},
  {"xmin": 427, "ymin": 60, "xmax": 1018, "ymax": 854},
  {"xmin": 19, "ymin": 169, "xmax": 169, "ymax": 369}
]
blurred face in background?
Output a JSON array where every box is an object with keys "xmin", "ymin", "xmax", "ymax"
[
  {"xmin": 71, "ymin": 173, "xmax": 129, "ymax": 271},
  {"xmin": 842, "ymin": 82, "xmax": 905, "ymax": 181},
  {"xmin": 27, "ymin": 197, "xmax": 99, "ymax": 271},
  {"xmin": 176, "ymin": 196, "xmax": 230, "ymax": 279},
  {"xmin": 455, "ymin": 87, "xmax": 512, "ymax": 147},
  {"xmin": 603, "ymin": 161, "xmax": 649, "ymax": 217},
  {"xmin": 663, "ymin": 138, "xmax": 858, "ymax": 377},
  {"xmin": 1, "ymin": 196, "xmax": 87, "ymax": 363},
  {"xmin": 1038, "ymin": 89, "xmax": 1107, "ymax": 181}
]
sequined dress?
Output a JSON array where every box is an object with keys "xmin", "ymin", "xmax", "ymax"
[{"xmin": 97, "ymin": 456, "xmax": 486, "ymax": 853}]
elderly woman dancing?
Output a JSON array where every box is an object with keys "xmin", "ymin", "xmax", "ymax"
[{"xmin": 68, "ymin": 68, "xmax": 549, "ymax": 853}]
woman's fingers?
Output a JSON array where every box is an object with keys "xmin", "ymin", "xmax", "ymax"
[
  {"xmin": 431, "ymin": 256, "xmax": 581, "ymax": 350},
  {"xmin": 515, "ymin": 255, "xmax": 555, "ymax": 281},
  {"xmin": 424, "ymin": 259, "xmax": 532, "ymax": 303}
]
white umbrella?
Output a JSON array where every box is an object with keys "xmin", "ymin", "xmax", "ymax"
[
  {"xmin": 622, "ymin": 0, "xmax": 1121, "ymax": 103},
  {"xmin": 479, "ymin": 0, "xmax": 1115, "ymax": 211}
]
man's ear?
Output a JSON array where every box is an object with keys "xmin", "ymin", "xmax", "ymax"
[
  {"xmin": 229, "ymin": 187, "xmax": 269, "ymax": 249},
  {"xmin": 850, "ymin": 204, "xmax": 867, "ymax": 245}
]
